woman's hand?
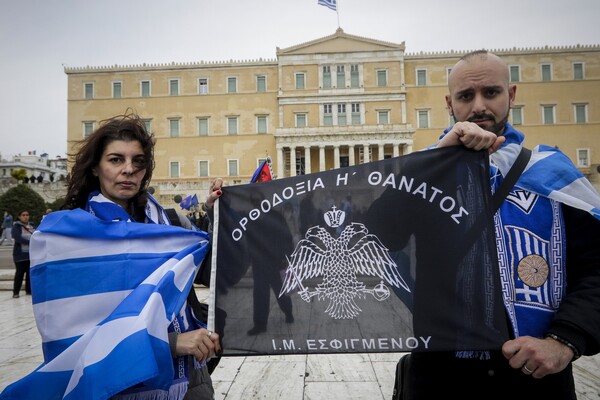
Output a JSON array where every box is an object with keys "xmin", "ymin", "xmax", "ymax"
[
  {"xmin": 175, "ymin": 328, "xmax": 221, "ymax": 363},
  {"xmin": 204, "ymin": 178, "xmax": 224, "ymax": 210}
]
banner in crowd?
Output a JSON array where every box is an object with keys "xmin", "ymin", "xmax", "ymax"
[{"xmin": 209, "ymin": 146, "xmax": 510, "ymax": 356}]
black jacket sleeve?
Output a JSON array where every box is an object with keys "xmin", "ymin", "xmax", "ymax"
[{"xmin": 548, "ymin": 205, "xmax": 600, "ymax": 357}]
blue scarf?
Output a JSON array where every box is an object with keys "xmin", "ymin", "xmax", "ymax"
[{"xmin": 439, "ymin": 124, "xmax": 600, "ymax": 347}]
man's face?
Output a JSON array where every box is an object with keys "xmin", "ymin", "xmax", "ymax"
[{"xmin": 446, "ymin": 55, "xmax": 516, "ymax": 135}]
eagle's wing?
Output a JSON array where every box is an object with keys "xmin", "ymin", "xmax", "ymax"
[
  {"xmin": 279, "ymin": 227, "xmax": 329, "ymax": 295},
  {"xmin": 347, "ymin": 226, "xmax": 411, "ymax": 293}
]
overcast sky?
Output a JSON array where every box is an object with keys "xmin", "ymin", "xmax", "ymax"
[{"xmin": 1, "ymin": 0, "xmax": 599, "ymax": 159}]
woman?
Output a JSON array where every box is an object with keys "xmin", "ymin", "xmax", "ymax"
[
  {"xmin": 11, "ymin": 210, "xmax": 34, "ymax": 298},
  {"xmin": 63, "ymin": 113, "xmax": 219, "ymax": 399}
]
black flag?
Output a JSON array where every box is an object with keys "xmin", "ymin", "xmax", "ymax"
[{"xmin": 209, "ymin": 146, "xmax": 509, "ymax": 355}]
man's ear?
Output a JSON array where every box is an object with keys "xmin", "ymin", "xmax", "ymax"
[
  {"xmin": 445, "ymin": 94, "xmax": 453, "ymax": 115},
  {"xmin": 508, "ymin": 84, "xmax": 517, "ymax": 108}
]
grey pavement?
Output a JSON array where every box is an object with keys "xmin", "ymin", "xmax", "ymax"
[{"xmin": 0, "ymin": 246, "xmax": 599, "ymax": 399}]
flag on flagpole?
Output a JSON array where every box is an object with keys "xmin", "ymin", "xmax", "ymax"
[
  {"xmin": 0, "ymin": 209, "xmax": 210, "ymax": 400},
  {"xmin": 318, "ymin": 0, "xmax": 337, "ymax": 11},
  {"xmin": 209, "ymin": 146, "xmax": 510, "ymax": 356},
  {"xmin": 250, "ymin": 158, "xmax": 274, "ymax": 183},
  {"xmin": 180, "ymin": 193, "xmax": 199, "ymax": 210}
]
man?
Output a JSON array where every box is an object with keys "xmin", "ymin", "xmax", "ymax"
[
  {"xmin": 0, "ymin": 211, "xmax": 13, "ymax": 246},
  {"xmin": 400, "ymin": 51, "xmax": 600, "ymax": 399}
]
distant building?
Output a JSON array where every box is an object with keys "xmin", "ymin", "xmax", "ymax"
[
  {"xmin": 64, "ymin": 29, "xmax": 600, "ymax": 205},
  {"xmin": 0, "ymin": 152, "xmax": 67, "ymax": 183}
]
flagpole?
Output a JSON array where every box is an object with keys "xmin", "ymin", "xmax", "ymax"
[{"xmin": 336, "ymin": 0, "xmax": 340, "ymax": 28}]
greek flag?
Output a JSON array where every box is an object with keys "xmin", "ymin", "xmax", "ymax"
[
  {"xmin": 489, "ymin": 124, "xmax": 600, "ymax": 221},
  {"xmin": 318, "ymin": 0, "xmax": 337, "ymax": 11},
  {"xmin": 0, "ymin": 209, "xmax": 210, "ymax": 400}
]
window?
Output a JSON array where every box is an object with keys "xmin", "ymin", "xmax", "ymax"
[
  {"xmin": 351, "ymin": 103, "xmax": 361, "ymax": 125},
  {"xmin": 350, "ymin": 64, "xmax": 359, "ymax": 88},
  {"xmin": 169, "ymin": 119, "xmax": 180, "ymax": 137},
  {"xmin": 198, "ymin": 161, "xmax": 209, "ymax": 177},
  {"xmin": 228, "ymin": 159, "xmax": 239, "ymax": 176},
  {"xmin": 256, "ymin": 75, "xmax": 266, "ymax": 92},
  {"xmin": 197, "ymin": 117, "xmax": 209, "ymax": 136},
  {"xmin": 542, "ymin": 105, "xmax": 555, "ymax": 124},
  {"xmin": 198, "ymin": 78, "xmax": 208, "ymax": 94},
  {"xmin": 417, "ymin": 110, "xmax": 429, "ymax": 128},
  {"xmin": 377, "ymin": 70, "xmax": 387, "ymax": 87},
  {"xmin": 257, "ymin": 115, "xmax": 267, "ymax": 134},
  {"xmin": 83, "ymin": 121, "xmax": 94, "ymax": 138},
  {"xmin": 541, "ymin": 64, "xmax": 552, "ymax": 81},
  {"xmin": 84, "ymin": 82, "xmax": 94, "ymax": 99},
  {"xmin": 577, "ymin": 148, "xmax": 590, "ymax": 167},
  {"xmin": 227, "ymin": 116, "xmax": 238, "ymax": 135},
  {"xmin": 295, "ymin": 73, "xmax": 305, "ymax": 90},
  {"xmin": 338, "ymin": 104, "xmax": 347, "ymax": 126},
  {"xmin": 509, "ymin": 65, "xmax": 520, "ymax": 82},
  {"xmin": 141, "ymin": 80, "xmax": 151, "ymax": 97},
  {"xmin": 112, "ymin": 81, "xmax": 122, "ymax": 98},
  {"xmin": 170, "ymin": 161, "xmax": 180, "ymax": 178},
  {"xmin": 142, "ymin": 119, "xmax": 152, "ymax": 133},
  {"xmin": 323, "ymin": 104, "xmax": 333, "ymax": 126},
  {"xmin": 296, "ymin": 113, "xmax": 307, "ymax": 128},
  {"xmin": 227, "ymin": 77, "xmax": 237, "ymax": 93},
  {"xmin": 377, "ymin": 110, "xmax": 389, "ymax": 125},
  {"xmin": 322, "ymin": 66, "xmax": 331, "ymax": 89},
  {"xmin": 511, "ymin": 106, "xmax": 523, "ymax": 125},
  {"xmin": 416, "ymin": 69, "xmax": 427, "ymax": 86},
  {"xmin": 336, "ymin": 65, "xmax": 345, "ymax": 88},
  {"xmin": 573, "ymin": 63, "xmax": 584, "ymax": 80},
  {"xmin": 574, "ymin": 104, "xmax": 587, "ymax": 124},
  {"xmin": 446, "ymin": 67, "xmax": 452, "ymax": 82},
  {"xmin": 169, "ymin": 79, "xmax": 179, "ymax": 96}
]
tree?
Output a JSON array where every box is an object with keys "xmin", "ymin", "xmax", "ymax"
[
  {"xmin": 10, "ymin": 168, "xmax": 27, "ymax": 182},
  {"xmin": 0, "ymin": 184, "xmax": 46, "ymax": 226},
  {"xmin": 46, "ymin": 197, "xmax": 65, "ymax": 212}
]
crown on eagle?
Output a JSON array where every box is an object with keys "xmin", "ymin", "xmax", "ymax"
[{"xmin": 324, "ymin": 205, "xmax": 346, "ymax": 228}]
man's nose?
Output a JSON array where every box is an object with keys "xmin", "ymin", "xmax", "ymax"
[{"xmin": 471, "ymin": 94, "xmax": 487, "ymax": 113}]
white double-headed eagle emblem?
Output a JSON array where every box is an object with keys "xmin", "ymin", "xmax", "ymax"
[{"xmin": 279, "ymin": 205, "xmax": 411, "ymax": 319}]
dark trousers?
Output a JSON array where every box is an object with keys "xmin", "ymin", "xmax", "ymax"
[
  {"xmin": 13, "ymin": 259, "xmax": 31, "ymax": 295},
  {"xmin": 401, "ymin": 352, "xmax": 576, "ymax": 400}
]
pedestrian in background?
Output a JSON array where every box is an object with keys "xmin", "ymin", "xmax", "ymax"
[
  {"xmin": 0, "ymin": 211, "xmax": 13, "ymax": 246},
  {"xmin": 11, "ymin": 210, "xmax": 34, "ymax": 298}
]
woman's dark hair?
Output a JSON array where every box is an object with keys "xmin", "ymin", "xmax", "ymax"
[{"xmin": 63, "ymin": 113, "xmax": 155, "ymax": 216}]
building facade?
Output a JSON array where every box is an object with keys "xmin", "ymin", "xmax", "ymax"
[{"xmin": 65, "ymin": 29, "xmax": 600, "ymax": 206}]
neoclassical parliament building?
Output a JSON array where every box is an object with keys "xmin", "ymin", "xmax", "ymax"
[{"xmin": 65, "ymin": 28, "xmax": 600, "ymax": 205}]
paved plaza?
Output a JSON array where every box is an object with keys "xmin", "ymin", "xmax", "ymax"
[{"xmin": 0, "ymin": 245, "xmax": 599, "ymax": 399}]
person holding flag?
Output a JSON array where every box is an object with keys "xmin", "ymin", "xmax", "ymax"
[
  {"xmin": 395, "ymin": 50, "xmax": 600, "ymax": 399},
  {"xmin": 1, "ymin": 113, "xmax": 220, "ymax": 400}
]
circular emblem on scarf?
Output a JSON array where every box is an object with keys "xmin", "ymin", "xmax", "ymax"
[{"xmin": 517, "ymin": 255, "xmax": 549, "ymax": 288}]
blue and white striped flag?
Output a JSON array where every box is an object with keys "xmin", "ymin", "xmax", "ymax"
[
  {"xmin": 318, "ymin": 0, "xmax": 337, "ymax": 11},
  {"xmin": 0, "ymin": 209, "xmax": 210, "ymax": 400}
]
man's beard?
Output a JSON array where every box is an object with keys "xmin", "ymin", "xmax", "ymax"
[{"xmin": 453, "ymin": 111, "xmax": 509, "ymax": 135}]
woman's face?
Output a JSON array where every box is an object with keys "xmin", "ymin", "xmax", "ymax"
[
  {"xmin": 18, "ymin": 212, "xmax": 29, "ymax": 224},
  {"xmin": 93, "ymin": 140, "xmax": 147, "ymax": 209}
]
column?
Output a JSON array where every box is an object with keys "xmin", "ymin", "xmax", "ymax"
[
  {"xmin": 277, "ymin": 146, "xmax": 285, "ymax": 178},
  {"xmin": 304, "ymin": 146, "xmax": 311, "ymax": 174},
  {"xmin": 378, "ymin": 143, "xmax": 384, "ymax": 160},
  {"xmin": 334, "ymin": 145, "xmax": 340, "ymax": 169},
  {"xmin": 348, "ymin": 144, "xmax": 355, "ymax": 166},
  {"xmin": 289, "ymin": 146, "xmax": 297, "ymax": 177},
  {"xmin": 363, "ymin": 144, "xmax": 370, "ymax": 163},
  {"xmin": 393, "ymin": 143, "xmax": 400, "ymax": 158},
  {"xmin": 403, "ymin": 143, "xmax": 413, "ymax": 155},
  {"xmin": 319, "ymin": 146, "xmax": 325, "ymax": 172}
]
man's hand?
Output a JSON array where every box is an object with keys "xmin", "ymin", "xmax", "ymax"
[
  {"xmin": 502, "ymin": 336, "xmax": 574, "ymax": 378},
  {"xmin": 437, "ymin": 121, "xmax": 505, "ymax": 154},
  {"xmin": 175, "ymin": 328, "xmax": 221, "ymax": 363}
]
